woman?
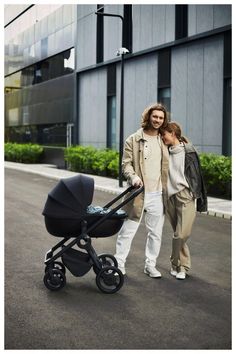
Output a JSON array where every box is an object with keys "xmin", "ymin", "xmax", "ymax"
[{"xmin": 161, "ymin": 122, "xmax": 207, "ymax": 280}]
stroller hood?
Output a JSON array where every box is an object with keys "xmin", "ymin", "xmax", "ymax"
[{"xmin": 42, "ymin": 174, "xmax": 94, "ymax": 219}]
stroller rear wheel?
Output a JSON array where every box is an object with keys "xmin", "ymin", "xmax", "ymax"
[
  {"xmin": 44, "ymin": 269, "xmax": 66, "ymax": 291},
  {"xmin": 96, "ymin": 266, "xmax": 124, "ymax": 294},
  {"xmin": 93, "ymin": 254, "xmax": 118, "ymax": 274}
]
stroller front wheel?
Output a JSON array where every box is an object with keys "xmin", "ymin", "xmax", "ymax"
[
  {"xmin": 44, "ymin": 269, "xmax": 66, "ymax": 291},
  {"xmin": 45, "ymin": 261, "xmax": 66, "ymax": 275},
  {"xmin": 96, "ymin": 266, "xmax": 124, "ymax": 294}
]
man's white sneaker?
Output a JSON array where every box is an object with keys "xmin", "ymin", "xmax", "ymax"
[
  {"xmin": 176, "ymin": 271, "xmax": 186, "ymax": 280},
  {"xmin": 144, "ymin": 266, "xmax": 162, "ymax": 278},
  {"xmin": 170, "ymin": 268, "xmax": 178, "ymax": 277},
  {"xmin": 118, "ymin": 266, "xmax": 126, "ymax": 275}
]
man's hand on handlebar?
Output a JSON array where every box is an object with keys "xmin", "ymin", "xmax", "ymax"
[{"xmin": 132, "ymin": 176, "xmax": 143, "ymax": 188}]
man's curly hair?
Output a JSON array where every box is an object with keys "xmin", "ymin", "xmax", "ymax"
[{"xmin": 141, "ymin": 103, "xmax": 169, "ymax": 130}]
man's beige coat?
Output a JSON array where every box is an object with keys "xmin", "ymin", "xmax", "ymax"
[{"xmin": 122, "ymin": 128, "xmax": 169, "ymax": 222}]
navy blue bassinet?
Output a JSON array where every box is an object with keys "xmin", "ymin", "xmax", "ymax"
[{"xmin": 42, "ymin": 174, "xmax": 127, "ymax": 238}]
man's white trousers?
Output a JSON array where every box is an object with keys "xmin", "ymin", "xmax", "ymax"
[{"xmin": 114, "ymin": 192, "xmax": 165, "ymax": 268}]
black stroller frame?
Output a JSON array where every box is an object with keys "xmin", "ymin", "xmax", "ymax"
[{"xmin": 43, "ymin": 174, "xmax": 143, "ymax": 294}]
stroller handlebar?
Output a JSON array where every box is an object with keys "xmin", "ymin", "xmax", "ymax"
[{"xmin": 103, "ymin": 184, "xmax": 144, "ymax": 209}]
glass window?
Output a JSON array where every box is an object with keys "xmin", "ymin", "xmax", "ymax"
[
  {"xmin": 21, "ymin": 66, "xmax": 34, "ymax": 86},
  {"xmin": 158, "ymin": 88, "xmax": 171, "ymax": 113},
  {"xmin": 41, "ymin": 37, "xmax": 48, "ymax": 57},
  {"xmin": 22, "ymin": 106, "xmax": 30, "ymax": 125},
  {"xmin": 9, "ymin": 108, "xmax": 19, "ymax": 125},
  {"xmin": 6, "ymin": 123, "xmax": 67, "ymax": 146},
  {"xmin": 33, "ymin": 63, "xmax": 42, "ymax": 84},
  {"xmin": 5, "ymin": 71, "xmax": 21, "ymax": 92},
  {"xmin": 63, "ymin": 48, "xmax": 75, "ymax": 73},
  {"xmin": 38, "ymin": 124, "xmax": 67, "ymax": 146},
  {"xmin": 34, "ymin": 41, "xmax": 41, "ymax": 62},
  {"xmin": 41, "ymin": 60, "xmax": 50, "ymax": 81},
  {"xmin": 175, "ymin": 5, "xmax": 188, "ymax": 39},
  {"xmin": 96, "ymin": 4, "xmax": 104, "ymax": 64},
  {"xmin": 29, "ymin": 43, "xmax": 35, "ymax": 58},
  {"xmin": 107, "ymin": 96, "xmax": 117, "ymax": 149},
  {"xmin": 222, "ymin": 78, "xmax": 231, "ymax": 156},
  {"xmin": 158, "ymin": 49, "xmax": 171, "ymax": 88},
  {"xmin": 49, "ymin": 54, "xmax": 64, "ymax": 79}
]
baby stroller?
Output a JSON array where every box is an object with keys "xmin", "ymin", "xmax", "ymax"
[{"xmin": 42, "ymin": 174, "xmax": 143, "ymax": 294}]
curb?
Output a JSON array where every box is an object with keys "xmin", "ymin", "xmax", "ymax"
[{"xmin": 204, "ymin": 210, "xmax": 232, "ymax": 220}]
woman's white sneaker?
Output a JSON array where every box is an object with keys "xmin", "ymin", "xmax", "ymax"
[
  {"xmin": 176, "ymin": 271, "xmax": 186, "ymax": 280},
  {"xmin": 170, "ymin": 268, "xmax": 178, "ymax": 277}
]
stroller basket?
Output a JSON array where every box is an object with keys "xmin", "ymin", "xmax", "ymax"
[{"xmin": 61, "ymin": 247, "xmax": 92, "ymax": 277}]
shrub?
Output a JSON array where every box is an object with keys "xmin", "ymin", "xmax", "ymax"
[
  {"xmin": 107, "ymin": 153, "xmax": 119, "ymax": 178},
  {"xmin": 64, "ymin": 146, "xmax": 119, "ymax": 178},
  {"xmin": 92, "ymin": 149, "xmax": 119, "ymax": 177},
  {"xmin": 4, "ymin": 143, "xmax": 43, "ymax": 163},
  {"xmin": 64, "ymin": 145, "xmax": 97, "ymax": 174},
  {"xmin": 199, "ymin": 153, "xmax": 231, "ymax": 199}
]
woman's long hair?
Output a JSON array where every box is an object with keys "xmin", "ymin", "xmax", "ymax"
[
  {"xmin": 141, "ymin": 103, "xmax": 169, "ymax": 130},
  {"xmin": 160, "ymin": 122, "xmax": 189, "ymax": 143}
]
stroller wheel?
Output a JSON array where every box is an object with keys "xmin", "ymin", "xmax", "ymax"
[
  {"xmin": 93, "ymin": 254, "xmax": 118, "ymax": 274},
  {"xmin": 96, "ymin": 266, "xmax": 124, "ymax": 294},
  {"xmin": 43, "ymin": 269, "xmax": 66, "ymax": 291},
  {"xmin": 45, "ymin": 261, "xmax": 66, "ymax": 274}
]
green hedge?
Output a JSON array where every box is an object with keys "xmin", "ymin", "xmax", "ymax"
[
  {"xmin": 64, "ymin": 146, "xmax": 119, "ymax": 178},
  {"xmin": 4, "ymin": 143, "xmax": 44, "ymax": 163},
  {"xmin": 199, "ymin": 153, "xmax": 231, "ymax": 199}
]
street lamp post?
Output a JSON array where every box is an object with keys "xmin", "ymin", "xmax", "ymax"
[
  {"xmin": 95, "ymin": 11, "xmax": 129, "ymax": 187},
  {"xmin": 116, "ymin": 47, "xmax": 129, "ymax": 187}
]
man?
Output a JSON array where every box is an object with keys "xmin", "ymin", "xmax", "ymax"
[{"xmin": 114, "ymin": 103, "xmax": 169, "ymax": 277}]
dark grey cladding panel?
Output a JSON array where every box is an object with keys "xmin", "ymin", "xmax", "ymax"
[
  {"xmin": 26, "ymin": 74, "xmax": 74, "ymax": 105},
  {"xmin": 29, "ymin": 98, "xmax": 73, "ymax": 125},
  {"xmin": 5, "ymin": 74, "xmax": 74, "ymax": 126}
]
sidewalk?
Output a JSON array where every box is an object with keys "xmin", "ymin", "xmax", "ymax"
[{"xmin": 5, "ymin": 161, "xmax": 232, "ymax": 220}]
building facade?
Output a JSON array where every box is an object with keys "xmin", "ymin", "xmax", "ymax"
[{"xmin": 4, "ymin": 4, "xmax": 232, "ymax": 156}]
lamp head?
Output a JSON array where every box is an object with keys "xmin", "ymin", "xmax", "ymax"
[{"xmin": 116, "ymin": 47, "xmax": 129, "ymax": 56}]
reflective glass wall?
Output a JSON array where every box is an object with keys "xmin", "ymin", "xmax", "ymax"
[
  {"xmin": 5, "ymin": 5, "xmax": 76, "ymax": 75},
  {"xmin": 5, "ymin": 48, "xmax": 74, "ymax": 92},
  {"xmin": 5, "ymin": 5, "xmax": 76, "ymax": 146}
]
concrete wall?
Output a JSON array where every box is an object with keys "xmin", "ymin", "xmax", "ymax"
[
  {"xmin": 171, "ymin": 34, "xmax": 224, "ymax": 153},
  {"xmin": 76, "ymin": 5, "xmax": 97, "ymax": 70},
  {"xmin": 78, "ymin": 68, "xmax": 107, "ymax": 148},
  {"xmin": 103, "ymin": 5, "xmax": 123, "ymax": 62},
  {"xmin": 78, "ymin": 52, "xmax": 158, "ymax": 149},
  {"xmin": 188, "ymin": 5, "xmax": 231, "ymax": 36},
  {"xmin": 102, "ymin": 4, "xmax": 176, "ymax": 61},
  {"xmin": 132, "ymin": 5, "xmax": 175, "ymax": 52},
  {"xmin": 122, "ymin": 53, "xmax": 158, "ymax": 140}
]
